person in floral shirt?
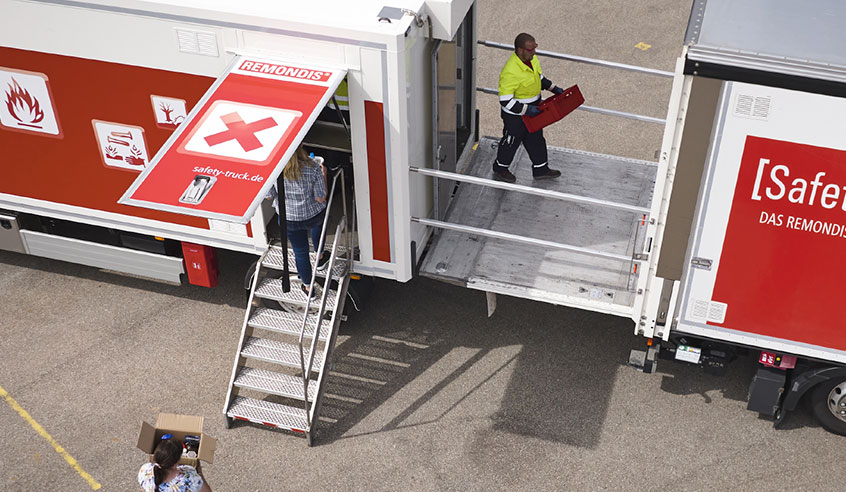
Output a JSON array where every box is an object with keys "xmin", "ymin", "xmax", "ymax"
[{"xmin": 138, "ymin": 437, "xmax": 211, "ymax": 492}]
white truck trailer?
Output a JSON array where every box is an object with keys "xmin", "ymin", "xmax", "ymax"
[
  {"xmin": 628, "ymin": 0, "xmax": 846, "ymax": 435},
  {"xmin": 1, "ymin": 0, "xmax": 845, "ymax": 440},
  {"xmin": 0, "ymin": 0, "xmax": 477, "ymax": 443},
  {"xmin": 1, "ymin": 0, "xmax": 474, "ymax": 285}
]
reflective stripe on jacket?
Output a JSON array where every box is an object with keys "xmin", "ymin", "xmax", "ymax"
[
  {"xmin": 499, "ymin": 53, "xmax": 542, "ymax": 115},
  {"xmin": 326, "ymin": 78, "xmax": 349, "ymax": 110}
]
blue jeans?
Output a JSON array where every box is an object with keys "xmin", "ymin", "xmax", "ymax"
[{"xmin": 286, "ymin": 209, "xmax": 326, "ymax": 283}]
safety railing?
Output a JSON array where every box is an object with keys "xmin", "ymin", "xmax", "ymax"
[
  {"xmin": 477, "ymin": 40, "xmax": 672, "ymax": 125},
  {"xmin": 412, "ymin": 167, "xmax": 650, "ymax": 215},
  {"xmin": 413, "ymin": 43, "xmax": 669, "ymax": 289},
  {"xmin": 410, "ymin": 167, "xmax": 648, "ymax": 266}
]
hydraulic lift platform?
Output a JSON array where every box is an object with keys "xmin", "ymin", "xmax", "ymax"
[{"xmin": 419, "ymin": 136, "xmax": 657, "ymax": 318}]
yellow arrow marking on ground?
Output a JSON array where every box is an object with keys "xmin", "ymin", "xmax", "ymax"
[
  {"xmin": 0, "ymin": 384, "xmax": 101, "ymax": 490},
  {"xmin": 635, "ymin": 42, "xmax": 651, "ymax": 51}
]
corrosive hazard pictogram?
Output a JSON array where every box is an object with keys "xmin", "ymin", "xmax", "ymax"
[
  {"xmin": 181, "ymin": 100, "xmax": 301, "ymax": 164},
  {"xmin": 92, "ymin": 120, "xmax": 149, "ymax": 171},
  {"xmin": 0, "ymin": 67, "xmax": 62, "ymax": 137}
]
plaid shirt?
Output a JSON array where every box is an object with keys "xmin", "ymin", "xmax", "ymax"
[{"xmin": 279, "ymin": 159, "xmax": 327, "ymax": 221}]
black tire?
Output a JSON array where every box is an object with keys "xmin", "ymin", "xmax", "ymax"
[{"xmin": 810, "ymin": 377, "xmax": 846, "ymax": 436}]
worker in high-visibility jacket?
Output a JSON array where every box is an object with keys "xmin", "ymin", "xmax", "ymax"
[
  {"xmin": 493, "ymin": 33, "xmax": 564, "ymax": 183},
  {"xmin": 319, "ymin": 77, "xmax": 350, "ymax": 124}
]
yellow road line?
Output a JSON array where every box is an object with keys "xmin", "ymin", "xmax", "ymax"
[{"xmin": 0, "ymin": 384, "xmax": 101, "ymax": 490}]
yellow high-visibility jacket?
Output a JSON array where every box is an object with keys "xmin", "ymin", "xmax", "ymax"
[
  {"xmin": 498, "ymin": 53, "xmax": 555, "ymax": 115},
  {"xmin": 326, "ymin": 78, "xmax": 349, "ymax": 111}
]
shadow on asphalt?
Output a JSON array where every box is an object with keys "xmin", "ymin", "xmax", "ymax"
[
  {"xmin": 655, "ymin": 349, "xmax": 822, "ymax": 433},
  {"xmin": 309, "ymin": 276, "xmax": 634, "ymax": 448},
  {"xmin": 312, "ymin": 276, "xmax": 825, "ymax": 444},
  {"xmin": 0, "ymin": 248, "xmax": 255, "ymax": 309},
  {"xmin": 3, "ymin": 249, "xmax": 823, "ymax": 442},
  {"xmin": 656, "ymin": 351, "xmax": 757, "ymax": 404}
]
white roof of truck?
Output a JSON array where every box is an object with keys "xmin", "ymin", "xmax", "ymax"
[
  {"xmin": 65, "ymin": 0, "xmax": 470, "ymax": 42},
  {"xmin": 141, "ymin": 0, "xmax": 422, "ymax": 33},
  {"xmin": 686, "ymin": 0, "xmax": 846, "ymax": 84}
]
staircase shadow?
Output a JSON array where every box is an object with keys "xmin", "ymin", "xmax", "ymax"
[{"xmin": 312, "ymin": 276, "xmax": 632, "ymax": 449}]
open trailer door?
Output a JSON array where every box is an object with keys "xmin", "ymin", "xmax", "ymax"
[{"xmin": 119, "ymin": 56, "xmax": 346, "ymax": 224}]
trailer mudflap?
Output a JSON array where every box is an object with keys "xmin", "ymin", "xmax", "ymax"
[
  {"xmin": 119, "ymin": 55, "xmax": 346, "ymax": 224},
  {"xmin": 747, "ymin": 366, "xmax": 786, "ymax": 416}
]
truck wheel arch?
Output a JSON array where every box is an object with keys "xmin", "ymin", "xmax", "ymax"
[{"xmin": 783, "ymin": 366, "xmax": 846, "ymax": 412}]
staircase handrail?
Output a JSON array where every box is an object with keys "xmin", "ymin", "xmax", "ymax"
[
  {"xmin": 295, "ymin": 167, "xmax": 347, "ymax": 428},
  {"xmin": 297, "ymin": 219, "xmax": 345, "ymax": 427},
  {"xmin": 297, "ymin": 168, "xmax": 343, "ymax": 323}
]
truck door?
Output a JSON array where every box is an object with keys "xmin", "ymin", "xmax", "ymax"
[{"xmin": 431, "ymin": 10, "xmax": 476, "ymax": 220}]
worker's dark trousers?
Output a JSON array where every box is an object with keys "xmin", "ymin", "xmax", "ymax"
[{"xmin": 492, "ymin": 111, "xmax": 550, "ymax": 177}]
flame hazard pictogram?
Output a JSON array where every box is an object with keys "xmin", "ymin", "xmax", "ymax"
[
  {"xmin": 5, "ymin": 77, "xmax": 44, "ymax": 128},
  {"xmin": 0, "ymin": 68, "xmax": 61, "ymax": 137}
]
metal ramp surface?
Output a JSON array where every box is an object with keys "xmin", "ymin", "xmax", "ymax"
[{"xmin": 419, "ymin": 136, "xmax": 657, "ymax": 318}]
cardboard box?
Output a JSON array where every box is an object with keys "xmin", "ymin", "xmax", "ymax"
[{"xmin": 137, "ymin": 413, "xmax": 216, "ymax": 469}]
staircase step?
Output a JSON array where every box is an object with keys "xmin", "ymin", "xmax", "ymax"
[
  {"xmin": 234, "ymin": 367, "xmax": 317, "ymax": 401},
  {"xmin": 263, "ymin": 245, "xmax": 348, "ymax": 278},
  {"xmin": 241, "ymin": 336, "xmax": 324, "ymax": 370},
  {"xmin": 248, "ymin": 308, "xmax": 329, "ymax": 340},
  {"xmin": 254, "ymin": 278, "xmax": 338, "ymax": 310},
  {"xmin": 227, "ymin": 396, "xmax": 309, "ymax": 432}
]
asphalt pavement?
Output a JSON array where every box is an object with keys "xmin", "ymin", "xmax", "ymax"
[
  {"xmin": 2, "ymin": 1, "xmax": 845, "ymax": 491},
  {"xmin": 1, "ymin": 248, "xmax": 842, "ymax": 491}
]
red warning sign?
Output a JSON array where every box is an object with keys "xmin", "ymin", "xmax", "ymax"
[
  {"xmin": 179, "ymin": 100, "xmax": 300, "ymax": 163},
  {"xmin": 119, "ymin": 56, "xmax": 346, "ymax": 223},
  {"xmin": 711, "ymin": 136, "xmax": 846, "ymax": 350}
]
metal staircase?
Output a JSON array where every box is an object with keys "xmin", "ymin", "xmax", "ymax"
[{"xmin": 223, "ymin": 171, "xmax": 351, "ymax": 446}]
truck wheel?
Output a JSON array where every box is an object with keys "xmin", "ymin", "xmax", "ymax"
[{"xmin": 811, "ymin": 377, "xmax": 846, "ymax": 435}]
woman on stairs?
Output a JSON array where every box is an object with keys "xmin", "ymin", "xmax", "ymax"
[{"xmin": 281, "ymin": 146, "xmax": 331, "ymax": 297}]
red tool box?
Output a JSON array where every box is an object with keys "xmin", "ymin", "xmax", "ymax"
[{"xmin": 522, "ymin": 85, "xmax": 585, "ymax": 133}]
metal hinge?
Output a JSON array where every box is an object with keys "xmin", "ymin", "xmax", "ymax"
[
  {"xmin": 691, "ymin": 257, "xmax": 712, "ymax": 270},
  {"xmin": 633, "ymin": 253, "xmax": 649, "ymax": 261}
]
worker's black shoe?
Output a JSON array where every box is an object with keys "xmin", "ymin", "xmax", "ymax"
[
  {"xmin": 493, "ymin": 170, "xmax": 517, "ymax": 183},
  {"xmin": 316, "ymin": 251, "xmax": 331, "ymax": 269},
  {"xmin": 533, "ymin": 169, "xmax": 562, "ymax": 180}
]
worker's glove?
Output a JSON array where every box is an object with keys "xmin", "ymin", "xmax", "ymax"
[
  {"xmin": 525, "ymin": 105, "xmax": 542, "ymax": 117},
  {"xmin": 551, "ymin": 86, "xmax": 564, "ymax": 95}
]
